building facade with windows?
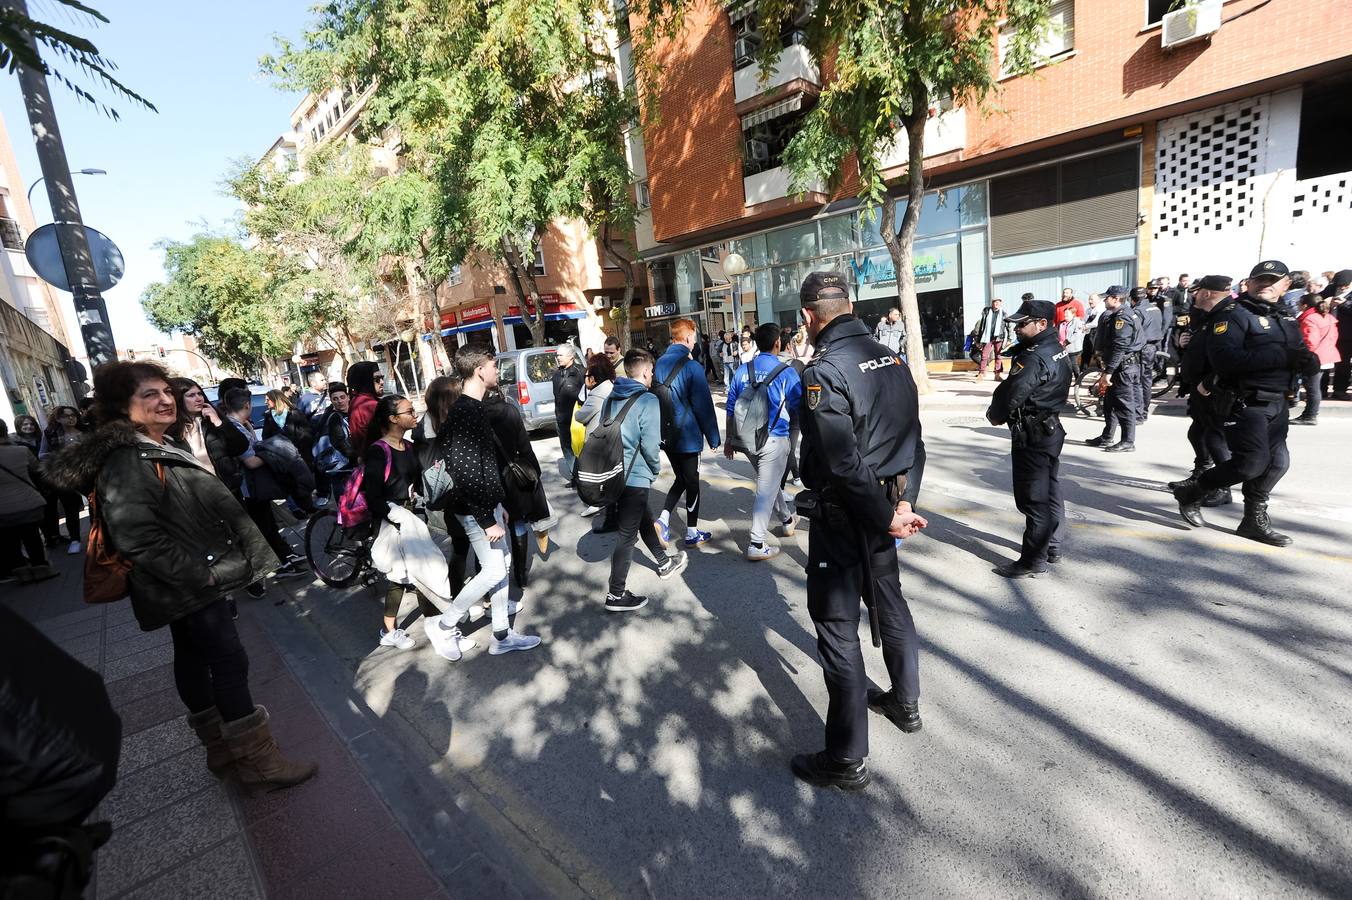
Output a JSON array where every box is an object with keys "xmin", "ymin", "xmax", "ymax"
[{"xmin": 629, "ymin": 0, "xmax": 1352, "ymax": 361}]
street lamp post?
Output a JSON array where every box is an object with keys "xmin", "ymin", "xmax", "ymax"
[
  {"xmin": 27, "ymin": 168, "xmax": 107, "ymax": 205},
  {"xmin": 722, "ymin": 252, "xmax": 749, "ymax": 329}
]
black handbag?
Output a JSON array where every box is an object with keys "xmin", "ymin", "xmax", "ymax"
[{"xmin": 488, "ymin": 426, "xmax": 539, "ymax": 491}]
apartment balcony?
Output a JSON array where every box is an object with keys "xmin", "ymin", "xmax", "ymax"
[
  {"xmin": 733, "ymin": 44, "xmax": 819, "ymax": 104},
  {"xmin": 878, "ymin": 107, "xmax": 967, "ymax": 171},
  {"xmin": 743, "ymin": 166, "xmax": 825, "ymax": 207},
  {"xmin": 0, "ymin": 217, "xmax": 25, "ymax": 251}
]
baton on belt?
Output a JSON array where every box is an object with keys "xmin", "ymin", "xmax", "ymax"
[{"xmin": 858, "ymin": 528, "xmax": 882, "ymax": 649}]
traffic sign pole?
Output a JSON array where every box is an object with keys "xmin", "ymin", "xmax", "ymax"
[{"xmin": 3, "ymin": 0, "xmax": 119, "ymax": 372}]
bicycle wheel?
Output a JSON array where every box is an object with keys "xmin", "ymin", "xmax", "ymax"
[
  {"xmin": 1151, "ymin": 359, "xmax": 1177, "ymax": 399},
  {"xmin": 305, "ymin": 508, "xmax": 369, "ymax": 588},
  {"xmin": 1074, "ymin": 365, "xmax": 1107, "ymax": 417}
]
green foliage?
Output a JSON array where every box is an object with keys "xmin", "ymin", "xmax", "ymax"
[
  {"xmin": 140, "ymin": 234, "xmax": 288, "ymax": 375},
  {"xmin": 0, "ymin": 0, "xmax": 154, "ymax": 119}
]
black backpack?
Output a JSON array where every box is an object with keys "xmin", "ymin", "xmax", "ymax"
[
  {"xmin": 574, "ymin": 394, "xmax": 641, "ymax": 507},
  {"xmin": 650, "ymin": 363, "xmax": 682, "ymax": 448}
]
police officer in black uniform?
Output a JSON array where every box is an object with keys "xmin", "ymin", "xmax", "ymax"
[
  {"xmin": 1167, "ymin": 275, "xmax": 1235, "ymax": 508},
  {"xmin": 1132, "ymin": 286, "xmax": 1164, "ymax": 424},
  {"xmin": 791, "ymin": 271, "xmax": 927, "ymax": 792},
  {"xmin": 1173, "ymin": 260, "xmax": 1318, "ymax": 545},
  {"xmin": 985, "ymin": 300, "xmax": 1072, "ymax": 578},
  {"xmin": 1086, "ymin": 286, "xmax": 1143, "ymax": 452}
]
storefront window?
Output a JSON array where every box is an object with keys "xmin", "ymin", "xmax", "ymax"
[
  {"xmin": 765, "ymin": 221, "xmax": 817, "ymax": 265},
  {"xmin": 819, "ymin": 214, "xmax": 856, "ymax": 254},
  {"xmin": 674, "ymin": 251, "xmax": 701, "ymax": 314},
  {"xmin": 959, "ymin": 182, "xmax": 987, "ymax": 226},
  {"xmin": 728, "ymin": 233, "xmax": 768, "ymax": 269},
  {"xmin": 857, "ymin": 207, "xmax": 885, "ymax": 249}
]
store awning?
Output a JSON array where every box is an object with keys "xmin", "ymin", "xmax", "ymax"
[
  {"xmin": 502, "ymin": 310, "xmax": 587, "ymax": 326},
  {"xmin": 701, "ymin": 258, "xmax": 731, "ymax": 286},
  {"xmin": 741, "ymin": 93, "xmax": 804, "ymax": 131},
  {"xmin": 439, "ymin": 319, "xmax": 495, "ymax": 337}
]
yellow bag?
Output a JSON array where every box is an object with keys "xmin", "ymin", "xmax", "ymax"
[{"xmin": 570, "ymin": 402, "xmax": 586, "ymax": 456}]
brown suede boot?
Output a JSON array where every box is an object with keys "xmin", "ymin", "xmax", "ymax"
[
  {"xmin": 220, "ymin": 706, "xmax": 318, "ymax": 792},
  {"xmin": 186, "ymin": 707, "xmax": 234, "ymax": 776}
]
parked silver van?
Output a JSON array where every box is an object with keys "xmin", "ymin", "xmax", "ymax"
[{"xmin": 496, "ymin": 345, "xmax": 575, "ymax": 431}]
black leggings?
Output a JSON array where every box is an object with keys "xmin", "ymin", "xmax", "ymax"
[
  {"xmin": 609, "ymin": 486, "xmax": 669, "ymax": 595},
  {"xmin": 245, "ymin": 497, "xmax": 293, "ymax": 562},
  {"xmin": 0, "ymin": 523, "xmax": 47, "ymax": 573},
  {"xmin": 383, "ymin": 584, "xmax": 443, "ymax": 620},
  {"xmin": 169, "ymin": 596, "xmax": 254, "ymax": 722},
  {"xmin": 44, "ymin": 489, "xmax": 82, "ymax": 543},
  {"xmin": 662, "ymin": 450, "xmax": 702, "ymax": 528}
]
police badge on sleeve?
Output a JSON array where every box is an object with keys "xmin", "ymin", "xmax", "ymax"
[{"xmin": 806, "ymin": 383, "xmax": 822, "ymax": 410}]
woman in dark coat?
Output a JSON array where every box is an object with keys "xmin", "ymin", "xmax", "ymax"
[
  {"xmin": 169, "ymin": 377, "xmax": 249, "ymax": 492},
  {"xmin": 483, "ymin": 389, "xmax": 553, "ymax": 588},
  {"xmin": 42, "ymin": 361, "xmax": 315, "ymax": 792}
]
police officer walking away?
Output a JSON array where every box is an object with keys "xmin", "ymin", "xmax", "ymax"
[
  {"xmin": 1167, "ymin": 275, "xmax": 1236, "ymax": 508},
  {"xmin": 791, "ymin": 271, "xmax": 928, "ymax": 792},
  {"xmin": 985, "ymin": 300, "xmax": 1072, "ymax": 578},
  {"xmin": 1173, "ymin": 261, "xmax": 1318, "ymax": 545},
  {"xmin": 1085, "ymin": 286, "xmax": 1143, "ymax": 452}
]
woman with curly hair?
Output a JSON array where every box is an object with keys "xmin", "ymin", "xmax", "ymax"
[{"xmin": 40, "ymin": 405, "xmax": 86, "ymax": 554}]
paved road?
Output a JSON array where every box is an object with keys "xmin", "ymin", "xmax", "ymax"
[{"xmin": 281, "ymin": 401, "xmax": 1352, "ymax": 899}]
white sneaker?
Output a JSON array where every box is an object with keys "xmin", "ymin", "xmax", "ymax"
[
  {"xmin": 580, "ymin": 505, "xmax": 602, "ymax": 518},
  {"xmin": 778, "ymin": 514, "xmax": 799, "ymax": 537},
  {"xmin": 424, "ymin": 616, "xmax": 465, "ymax": 662},
  {"xmin": 489, "ymin": 629, "xmax": 542, "ymax": 655},
  {"xmin": 379, "ymin": 628, "xmax": 415, "ymax": 650},
  {"xmin": 746, "ymin": 543, "xmax": 781, "ymax": 562},
  {"xmin": 507, "ymin": 597, "xmax": 526, "ymax": 616},
  {"xmin": 455, "ymin": 632, "xmax": 477, "ymax": 653},
  {"xmin": 67, "ymin": 541, "xmax": 82, "ymax": 555}
]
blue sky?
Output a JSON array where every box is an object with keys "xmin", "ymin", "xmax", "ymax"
[{"xmin": 0, "ymin": 0, "xmax": 311, "ymax": 350}]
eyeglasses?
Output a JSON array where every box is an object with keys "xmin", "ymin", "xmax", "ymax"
[{"xmin": 394, "ymin": 407, "xmax": 415, "ymax": 417}]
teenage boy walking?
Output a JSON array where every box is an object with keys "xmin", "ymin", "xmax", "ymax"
[
  {"xmin": 654, "ymin": 318, "xmax": 721, "ymax": 547},
  {"xmin": 725, "ymin": 323, "xmax": 802, "ymax": 561},
  {"xmin": 604, "ymin": 349, "xmax": 689, "ymax": 611}
]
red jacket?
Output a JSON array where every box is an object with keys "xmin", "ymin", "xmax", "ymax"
[
  {"xmin": 1298, "ymin": 308, "xmax": 1339, "ymax": 365},
  {"xmin": 1055, "ymin": 298, "xmax": 1084, "ymax": 325},
  {"xmin": 347, "ymin": 392, "xmax": 378, "ymax": 461}
]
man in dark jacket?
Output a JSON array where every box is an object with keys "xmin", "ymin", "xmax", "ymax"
[
  {"xmin": 1086, "ymin": 286, "xmax": 1143, "ymax": 452},
  {"xmin": 986, "ymin": 300, "xmax": 1072, "ymax": 578},
  {"xmin": 551, "ymin": 345, "xmax": 585, "ymax": 479},
  {"xmin": 1326, "ymin": 269, "xmax": 1352, "ymax": 398},
  {"xmin": 1168, "ymin": 276, "xmax": 1234, "ymax": 508},
  {"xmin": 221, "ymin": 390, "xmax": 306, "ymax": 580}
]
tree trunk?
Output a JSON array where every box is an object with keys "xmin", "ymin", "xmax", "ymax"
[
  {"xmin": 499, "ymin": 235, "xmax": 542, "ymax": 348},
  {"xmin": 880, "ymin": 99, "xmax": 932, "ymax": 395},
  {"xmin": 601, "ymin": 221, "xmax": 637, "ymax": 350},
  {"xmin": 405, "ymin": 251, "xmax": 449, "ymax": 374}
]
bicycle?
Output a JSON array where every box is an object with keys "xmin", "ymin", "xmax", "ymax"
[
  {"xmin": 1074, "ymin": 363, "xmax": 1108, "ymax": 417},
  {"xmin": 305, "ymin": 507, "xmax": 374, "ymax": 587}
]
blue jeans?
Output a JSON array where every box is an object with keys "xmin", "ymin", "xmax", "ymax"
[{"xmin": 451, "ymin": 507, "xmax": 511, "ymax": 635}]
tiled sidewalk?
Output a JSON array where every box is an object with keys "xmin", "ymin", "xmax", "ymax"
[{"xmin": 4, "ymin": 547, "xmax": 446, "ymax": 899}]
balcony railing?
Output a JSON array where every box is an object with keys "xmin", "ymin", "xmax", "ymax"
[{"xmin": 0, "ymin": 217, "xmax": 25, "ymax": 251}]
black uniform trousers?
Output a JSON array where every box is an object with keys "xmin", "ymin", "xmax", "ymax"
[
  {"xmin": 1011, "ymin": 420, "xmax": 1065, "ymax": 566},
  {"xmin": 806, "ymin": 507, "xmax": 918, "ymax": 761},
  {"xmin": 1185, "ymin": 395, "xmax": 1231, "ymax": 470},
  {"xmin": 1197, "ymin": 399, "xmax": 1289, "ymax": 503},
  {"xmin": 1136, "ymin": 344, "xmax": 1158, "ymax": 421},
  {"xmin": 1101, "ymin": 362, "xmax": 1140, "ymax": 443}
]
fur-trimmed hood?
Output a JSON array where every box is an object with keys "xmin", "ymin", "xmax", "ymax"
[{"xmin": 40, "ymin": 421, "xmax": 143, "ymax": 496}]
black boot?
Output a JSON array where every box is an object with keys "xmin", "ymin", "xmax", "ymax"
[
  {"xmin": 1168, "ymin": 463, "xmax": 1210, "ymax": 492},
  {"xmin": 1202, "ymin": 487, "xmax": 1232, "ymax": 507},
  {"xmin": 1172, "ymin": 479, "xmax": 1206, "ymax": 528},
  {"xmin": 1084, "ymin": 434, "xmax": 1113, "ymax": 448},
  {"xmin": 790, "ymin": 751, "xmax": 870, "ymax": 791},
  {"xmin": 1236, "ymin": 501, "xmax": 1292, "ymax": 547},
  {"xmin": 510, "ymin": 530, "xmax": 530, "ymax": 588},
  {"xmin": 867, "ymin": 688, "xmax": 922, "ymax": 733}
]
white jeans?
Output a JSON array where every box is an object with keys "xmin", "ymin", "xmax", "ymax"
[
  {"xmin": 451, "ymin": 506, "xmax": 511, "ymax": 635},
  {"xmin": 745, "ymin": 435, "xmax": 792, "ymax": 545}
]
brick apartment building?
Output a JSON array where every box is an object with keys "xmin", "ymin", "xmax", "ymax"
[{"xmin": 624, "ymin": 0, "xmax": 1352, "ymax": 362}]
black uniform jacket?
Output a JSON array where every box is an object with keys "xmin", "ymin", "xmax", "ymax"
[
  {"xmin": 1178, "ymin": 299, "xmax": 1233, "ymax": 391},
  {"xmin": 986, "ymin": 326, "xmax": 1072, "ymax": 425},
  {"xmin": 1204, "ymin": 294, "xmax": 1312, "ymax": 394},
  {"xmin": 1095, "ymin": 305, "xmax": 1142, "ymax": 373},
  {"xmin": 800, "ymin": 315, "xmax": 922, "ymax": 533}
]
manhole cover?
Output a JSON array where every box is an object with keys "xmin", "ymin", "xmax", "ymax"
[{"xmin": 943, "ymin": 416, "xmax": 989, "ymax": 427}]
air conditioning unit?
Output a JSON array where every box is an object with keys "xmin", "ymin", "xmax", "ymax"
[
  {"xmin": 1161, "ymin": 0, "xmax": 1222, "ymax": 50},
  {"xmin": 733, "ymin": 37, "xmax": 759, "ymax": 66},
  {"xmin": 745, "ymin": 139, "xmax": 770, "ymax": 162}
]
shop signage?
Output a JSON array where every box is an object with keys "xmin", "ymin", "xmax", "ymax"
[
  {"xmin": 645, "ymin": 302, "xmax": 678, "ymax": 318},
  {"xmin": 460, "ymin": 303, "xmax": 492, "ymax": 322},
  {"xmin": 849, "ymin": 239, "xmax": 959, "ymax": 300},
  {"xmin": 508, "ymin": 293, "xmax": 575, "ymax": 317},
  {"xmin": 438, "ymin": 310, "xmax": 458, "ymax": 328},
  {"xmin": 33, "ymin": 376, "xmax": 49, "ymax": 408}
]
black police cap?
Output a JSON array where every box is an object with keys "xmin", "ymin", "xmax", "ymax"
[
  {"xmin": 1004, "ymin": 300, "xmax": 1056, "ymax": 324},
  {"xmin": 1130, "ymin": 287, "xmax": 1147, "ymax": 301},
  {"xmin": 1104, "ymin": 284, "xmax": 1126, "ymax": 297},
  {"xmin": 800, "ymin": 271, "xmax": 850, "ymax": 305},
  {"xmin": 1196, "ymin": 275, "xmax": 1232, "ymax": 291},
  {"xmin": 1248, "ymin": 260, "xmax": 1289, "ymax": 279}
]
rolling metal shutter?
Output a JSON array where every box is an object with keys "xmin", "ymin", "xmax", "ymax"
[{"xmin": 990, "ymin": 148, "xmax": 1140, "ymax": 256}]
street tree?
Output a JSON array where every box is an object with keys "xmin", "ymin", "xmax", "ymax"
[
  {"xmin": 140, "ymin": 234, "xmax": 288, "ymax": 378},
  {"xmin": 263, "ymin": 0, "xmax": 642, "ymax": 350},
  {"xmin": 635, "ymin": 0, "xmax": 1054, "ymax": 391}
]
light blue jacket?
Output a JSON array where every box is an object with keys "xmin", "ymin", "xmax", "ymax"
[{"xmin": 605, "ymin": 377, "xmax": 662, "ymax": 488}]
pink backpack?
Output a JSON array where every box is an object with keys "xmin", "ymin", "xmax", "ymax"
[{"xmin": 336, "ymin": 440, "xmax": 392, "ymax": 527}]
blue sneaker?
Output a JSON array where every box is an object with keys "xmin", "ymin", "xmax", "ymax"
[
  {"xmin": 656, "ymin": 518, "xmax": 670, "ymax": 545},
  {"xmin": 684, "ymin": 529, "xmax": 712, "ymax": 547}
]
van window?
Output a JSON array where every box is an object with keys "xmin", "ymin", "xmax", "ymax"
[
  {"xmin": 526, "ymin": 352, "xmax": 556, "ymax": 383},
  {"xmin": 498, "ymin": 358, "xmax": 517, "ymax": 386}
]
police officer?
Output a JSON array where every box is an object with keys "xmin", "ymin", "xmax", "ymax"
[
  {"xmin": 1132, "ymin": 286, "xmax": 1164, "ymax": 423},
  {"xmin": 792, "ymin": 271, "xmax": 927, "ymax": 792},
  {"xmin": 1173, "ymin": 260, "xmax": 1318, "ymax": 545},
  {"xmin": 985, "ymin": 300, "xmax": 1072, "ymax": 578},
  {"xmin": 1085, "ymin": 285, "xmax": 1143, "ymax": 452},
  {"xmin": 1167, "ymin": 275, "xmax": 1236, "ymax": 508}
]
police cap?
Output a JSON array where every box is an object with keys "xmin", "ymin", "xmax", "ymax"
[
  {"xmin": 1004, "ymin": 300, "xmax": 1056, "ymax": 324},
  {"xmin": 800, "ymin": 271, "xmax": 850, "ymax": 305},
  {"xmin": 1104, "ymin": 284, "xmax": 1127, "ymax": 297},
  {"xmin": 1248, "ymin": 260, "xmax": 1289, "ymax": 279},
  {"xmin": 1332, "ymin": 269, "xmax": 1352, "ymax": 288},
  {"xmin": 1196, "ymin": 274, "xmax": 1232, "ymax": 291},
  {"xmin": 1129, "ymin": 287, "xmax": 1147, "ymax": 301}
]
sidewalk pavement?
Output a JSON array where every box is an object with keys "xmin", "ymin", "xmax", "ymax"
[{"xmin": 2, "ymin": 531, "xmax": 447, "ymax": 900}]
